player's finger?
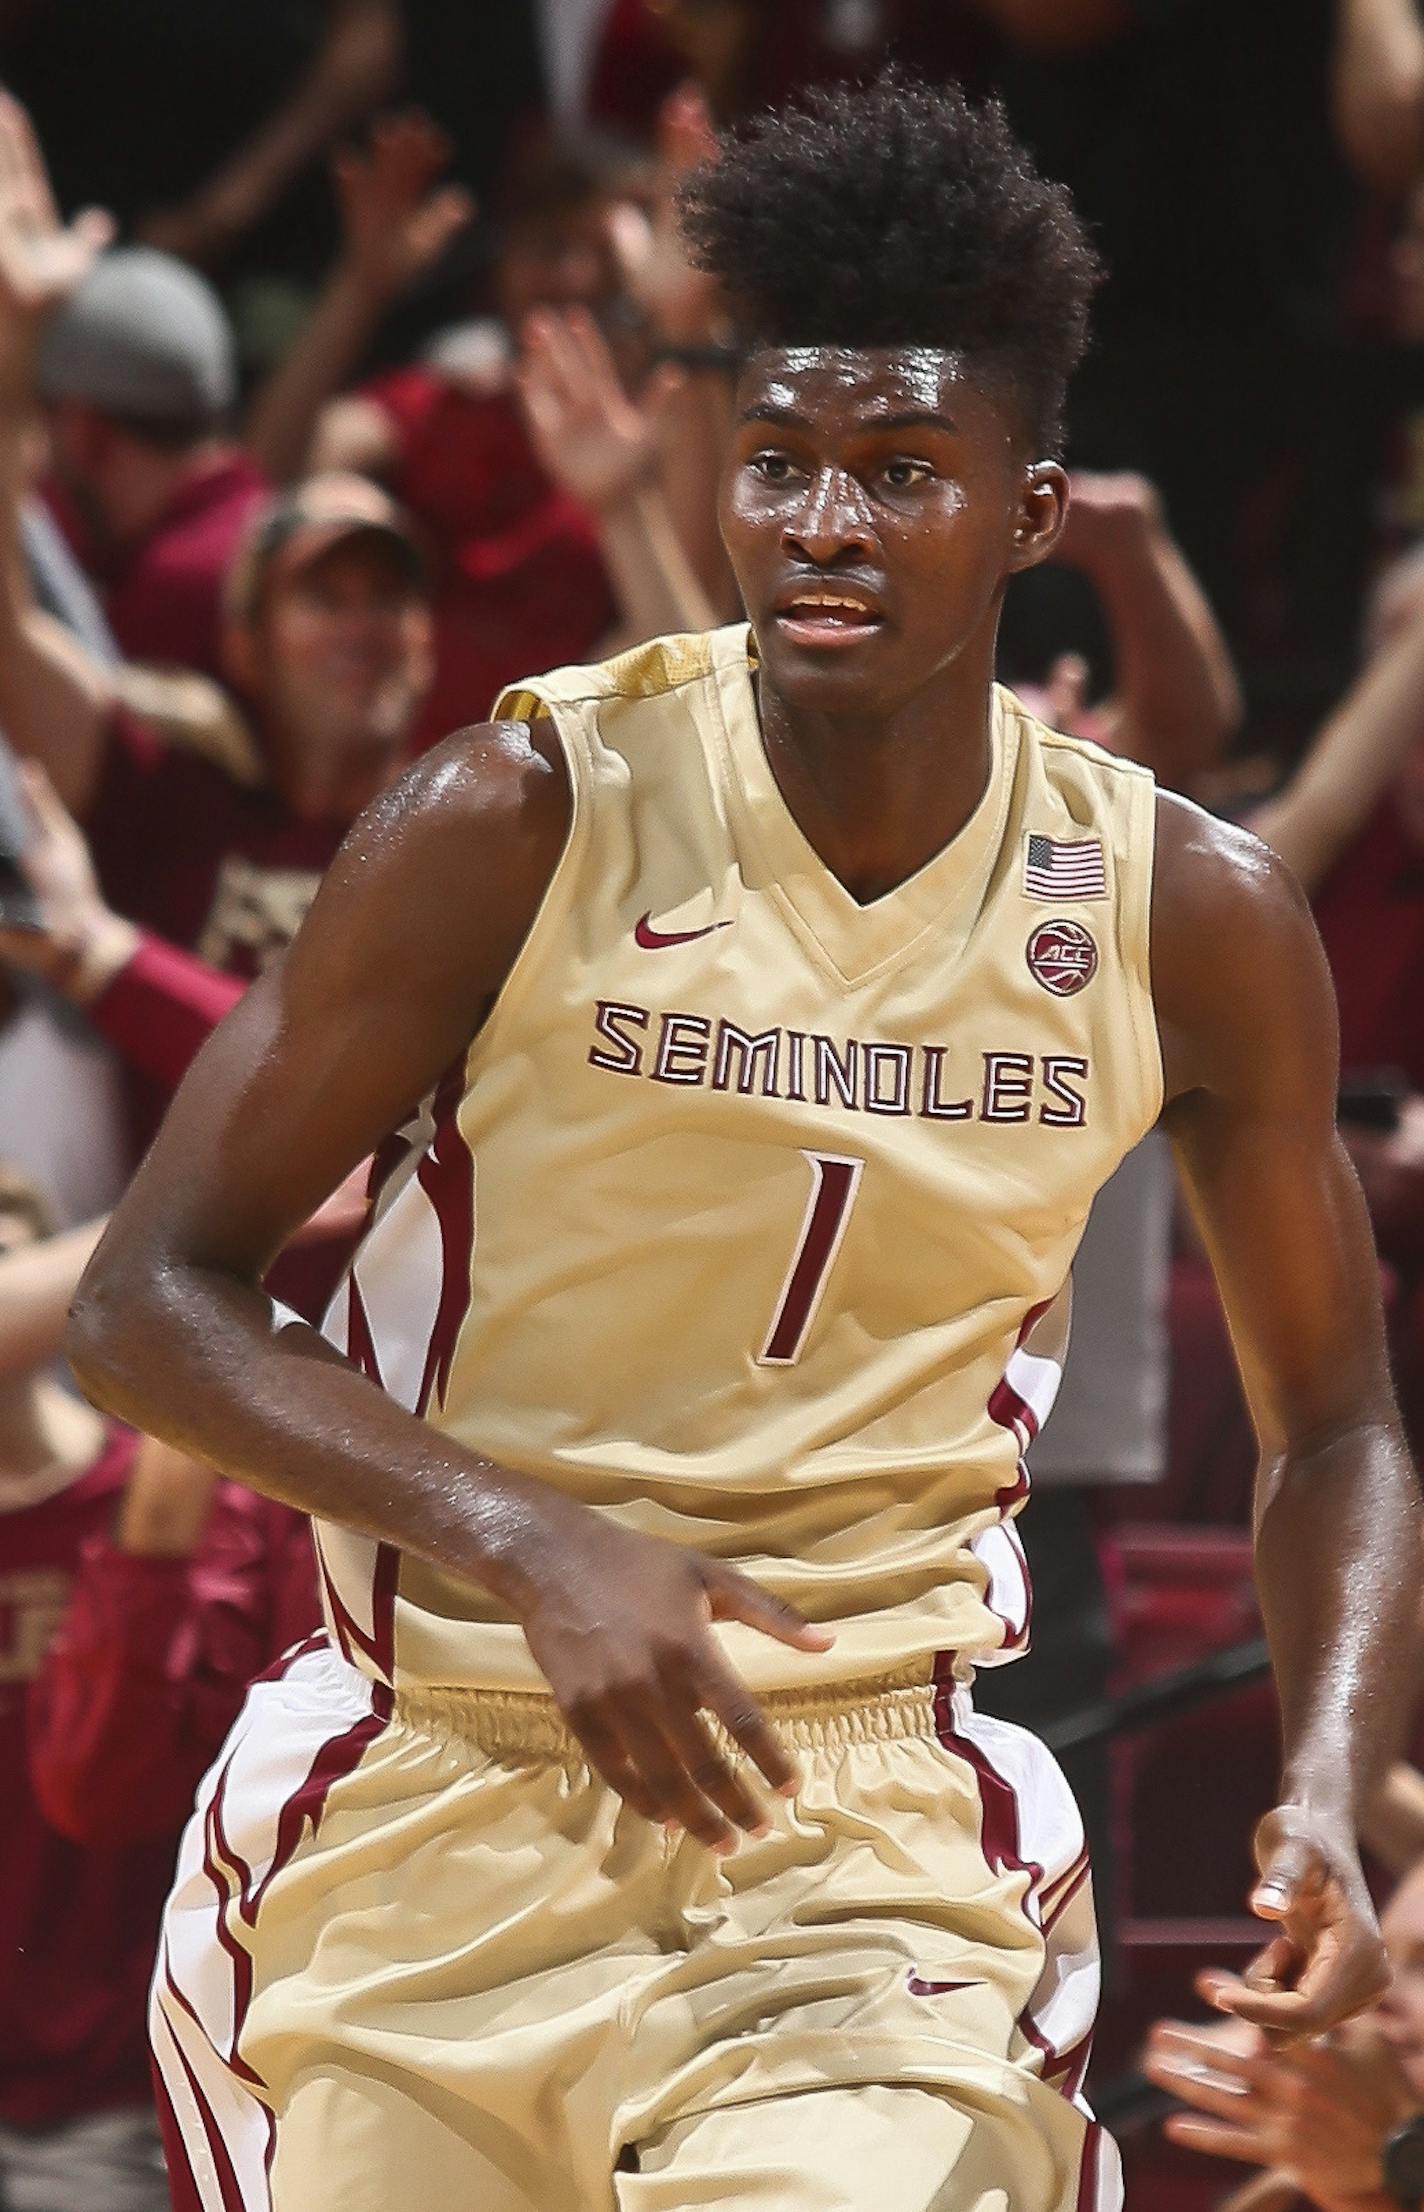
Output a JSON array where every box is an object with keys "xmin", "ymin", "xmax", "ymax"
[
  {"xmin": 559, "ymin": 1700, "xmax": 662, "ymax": 1825},
  {"xmin": 654, "ymin": 1692, "xmax": 769, "ymax": 1840},
  {"xmin": 695, "ymin": 1651, "xmax": 802, "ymax": 1800},
  {"xmin": 704, "ymin": 1564, "xmax": 836, "ymax": 1654},
  {"xmin": 1198, "ymin": 1969, "xmax": 1374, "ymax": 2040},
  {"xmin": 1252, "ymin": 1829, "xmax": 1325, "ymax": 1918},
  {"xmin": 615, "ymin": 1699, "xmax": 735, "ymax": 1852}
]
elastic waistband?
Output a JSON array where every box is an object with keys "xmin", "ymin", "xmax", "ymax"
[{"xmin": 392, "ymin": 1663, "xmax": 950, "ymax": 1764}]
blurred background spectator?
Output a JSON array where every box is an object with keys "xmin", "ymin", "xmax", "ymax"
[{"xmin": 3, "ymin": 7, "xmax": 1424, "ymax": 2205}]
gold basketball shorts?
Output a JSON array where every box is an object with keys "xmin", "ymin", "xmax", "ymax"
[{"xmin": 151, "ymin": 1636, "xmax": 1121, "ymax": 2212}]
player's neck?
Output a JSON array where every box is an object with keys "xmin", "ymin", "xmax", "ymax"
[
  {"xmin": 755, "ymin": 649, "xmax": 996, "ymax": 906},
  {"xmin": 0, "ymin": 1374, "xmax": 107, "ymax": 1489}
]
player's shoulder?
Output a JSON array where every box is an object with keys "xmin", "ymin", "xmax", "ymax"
[
  {"xmin": 1152, "ymin": 784, "xmax": 1313, "ymax": 941},
  {"xmin": 1150, "ymin": 787, "xmax": 1335, "ymax": 1101},
  {"xmin": 364, "ymin": 716, "xmax": 569, "ymax": 850}
]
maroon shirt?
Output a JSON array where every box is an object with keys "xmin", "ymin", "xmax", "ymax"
[
  {"xmin": 85, "ymin": 703, "xmax": 343, "ymax": 979},
  {"xmin": 83, "ymin": 701, "xmax": 348, "ymax": 1152},
  {"xmin": 1313, "ymin": 800, "xmax": 1424, "ymax": 1086},
  {"xmin": 363, "ymin": 368, "xmax": 617, "ymax": 744},
  {"xmin": 1, "ymin": 1426, "xmax": 172, "ymax": 2129},
  {"xmin": 46, "ymin": 452, "xmax": 269, "ymax": 683},
  {"xmin": 30, "ymin": 1486, "xmax": 318, "ymax": 1852}
]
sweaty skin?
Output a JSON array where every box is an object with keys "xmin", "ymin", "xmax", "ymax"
[{"xmin": 70, "ymin": 352, "xmax": 1420, "ymax": 2021}]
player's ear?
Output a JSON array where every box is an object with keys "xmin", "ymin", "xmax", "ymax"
[{"xmin": 1006, "ymin": 462, "xmax": 1069, "ymax": 574}]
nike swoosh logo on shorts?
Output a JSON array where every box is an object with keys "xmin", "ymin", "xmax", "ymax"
[
  {"xmin": 906, "ymin": 1972, "xmax": 979, "ymax": 1997},
  {"xmin": 634, "ymin": 912, "xmax": 735, "ymax": 950}
]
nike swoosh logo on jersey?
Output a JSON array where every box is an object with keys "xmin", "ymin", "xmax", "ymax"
[{"xmin": 634, "ymin": 912, "xmax": 735, "ymax": 950}]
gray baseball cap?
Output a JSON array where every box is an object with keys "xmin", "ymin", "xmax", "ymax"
[{"xmin": 37, "ymin": 247, "xmax": 236, "ymax": 427}]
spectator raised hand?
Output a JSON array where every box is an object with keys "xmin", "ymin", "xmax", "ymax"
[
  {"xmin": 517, "ymin": 306, "xmax": 673, "ymax": 515},
  {"xmin": 611, "ymin": 82, "xmax": 723, "ymax": 345},
  {"xmin": 0, "ymin": 93, "xmax": 112, "ymax": 401},
  {"xmin": 247, "ymin": 109, "xmax": 473, "ymax": 483},
  {"xmin": 334, "ymin": 111, "xmax": 475, "ymax": 309},
  {"xmin": 516, "ymin": 305, "xmax": 712, "ymax": 642}
]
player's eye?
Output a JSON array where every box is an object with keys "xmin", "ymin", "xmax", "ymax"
[
  {"xmin": 883, "ymin": 457, "xmax": 933, "ymax": 489},
  {"xmin": 749, "ymin": 450, "xmax": 798, "ymax": 484}
]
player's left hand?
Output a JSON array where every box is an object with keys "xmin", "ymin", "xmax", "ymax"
[{"xmin": 1196, "ymin": 1805, "xmax": 1389, "ymax": 2040}]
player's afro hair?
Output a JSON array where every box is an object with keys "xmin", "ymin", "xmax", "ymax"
[{"xmin": 677, "ymin": 72, "xmax": 1100, "ymax": 457}]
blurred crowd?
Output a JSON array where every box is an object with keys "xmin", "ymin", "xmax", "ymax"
[{"xmin": 5, "ymin": 3, "xmax": 1424, "ymax": 2209}]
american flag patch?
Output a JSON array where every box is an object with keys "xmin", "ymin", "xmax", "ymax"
[{"xmin": 1024, "ymin": 834, "xmax": 1107, "ymax": 900}]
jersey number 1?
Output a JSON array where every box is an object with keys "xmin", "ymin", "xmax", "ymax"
[{"xmin": 759, "ymin": 1150, "xmax": 865, "ymax": 1366}]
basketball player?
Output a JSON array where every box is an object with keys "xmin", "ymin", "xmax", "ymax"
[{"xmin": 69, "ymin": 78, "xmax": 1420, "ymax": 2212}]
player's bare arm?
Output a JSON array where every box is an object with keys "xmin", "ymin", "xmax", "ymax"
[
  {"xmin": 1152, "ymin": 787, "xmax": 1423, "ymax": 2037},
  {"xmin": 68, "ymin": 717, "xmax": 830, "ymax": 1856}
]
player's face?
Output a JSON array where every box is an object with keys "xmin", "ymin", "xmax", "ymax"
[
  {"xmin": 721, "ymin": 348, "xmax": 1065, "ymax": 717},
  {"xmin": 254, "ymin": 539, "xmax": 434, "ymax": 757}
]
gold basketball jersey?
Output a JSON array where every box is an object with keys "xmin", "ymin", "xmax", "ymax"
[{"xmin": 315, "ymin": 625, "xmax": 1162, "ymax": 1697}]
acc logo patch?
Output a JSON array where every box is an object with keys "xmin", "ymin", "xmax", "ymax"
[{"xmin": 1026, "ymin": 918, "xmax": 1098, "ymax": 997}]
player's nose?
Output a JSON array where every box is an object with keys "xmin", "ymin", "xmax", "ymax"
[{"xmin": 781, "ymin": 465, "xmax": 875, "ymax": 566}]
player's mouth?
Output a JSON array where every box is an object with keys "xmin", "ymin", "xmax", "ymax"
[{"xmin": 772, "ymin": 585, "xmax": 886, "ymax": 649}]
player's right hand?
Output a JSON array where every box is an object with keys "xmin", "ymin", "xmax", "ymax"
[{"xmin": 511, "ymin": 1508, "xmax": 834, "ymax": 1853}]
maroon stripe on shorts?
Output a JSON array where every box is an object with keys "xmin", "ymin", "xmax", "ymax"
[
  {"xmin": 160, "ymin": 1964, "xmax": 250, "ymax": 2212},
  {"xmin": 931, "ymin": 1657, "xmax": 1062, "ymax": 2073},
  {"xmin": 150, "ymin": 2041, "xmax": 209, "ymax": 2212},
  {"xmin": 1076, "ymin": 2120, "xmax": 1103, "ymax": 2210}
]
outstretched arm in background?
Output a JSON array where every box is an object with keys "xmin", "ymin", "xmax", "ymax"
[
  {"xmin": 137, "ymin": 0, "xmax": 400, "ymax": 270},
  {"xmin": 1249, "ymin": 589, "xmax": 1424, "ymax": 893},
  {"xmin": 1153, "ymin": 790, "xmax": 1422, "ymax": 2038},
  {"xmin": 0, "ymin": 96, "xmax": 116, "ymax": 815},
  {"xmin": 1054, "ymin": 471, "xmax": 1242, "ymax": 790},
  {"xmin": 247, "ymin": 110, "xmax": 474, "ymax": 484},
  {"xmin": 517, "ymin": 307, "xmax": 715, "ymax": 643}
]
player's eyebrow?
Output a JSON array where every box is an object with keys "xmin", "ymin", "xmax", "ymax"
[
  {"xmin": 737, "ymin": 404, "xmax": 959, "ymax": 435},
  {"xmin": 738, "ymin": 403, "xmax": 813, "ymax": 428},
  {"xmin": 857, "ymin": 409, "xmax": 959, "ymax": 436}
]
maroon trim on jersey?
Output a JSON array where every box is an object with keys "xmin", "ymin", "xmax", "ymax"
[
  {"xmin": 310, "ymin": 1531, "xmax": 398, "ymax": 1691},
  {"xmin": 980, "ymin": 1296, "xmax": 1053, "ymax": 1656},
  {"xmin": 314, "ymin": 1539, "xmax": 356, "ymax": 1666},
  {"xmin": 987, "ymin": 1296, "xmax": 1052, "ymax": 1470},
  {"xmin": 369, "ymin": 1545, "xmax": 398, "ymax": 1696},
  {"xmin": 414, "ymin": 1058, "xmax": 477, "ymax": 1416},
  {"xmin": 345, "ymin": 1272, "xmax": 385, "ymax": 1391}
]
